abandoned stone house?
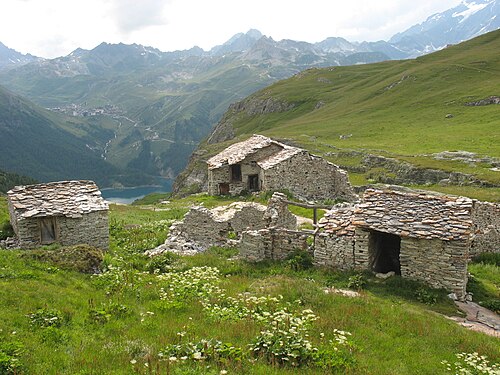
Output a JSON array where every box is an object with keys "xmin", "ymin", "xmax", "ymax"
[
  {"xmin": 207, "ymin": 134, "xmax": 356, "ymax": 201},
  {"xmin": 314, "ymin": 188, "xmax": 499, "ymax": 298},
  {"xmin": 7, "ymin": 180, "xmax": 109, "ymax": 250}
]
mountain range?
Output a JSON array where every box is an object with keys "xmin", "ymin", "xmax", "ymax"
[
  {"xmin": 0, "ymin": 0, "xmax": 498, "ymax": 186},
  {"xmin": 174, "ymin": 29, "xmax": 500, "ymax": 200}
]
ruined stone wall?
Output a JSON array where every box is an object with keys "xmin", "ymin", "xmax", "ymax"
[
  {"xmin": 261, "ymin": 152, "xmax": 356, "ymax": 201},
  {"xmin": 175, "ymin": 203, "xmax": 268, "ymax": 248},
  {"xmin": 207, "ymin": 144, "xmax": 283, "ymax": 196},
  {"xmin": 314, "ymin": 234, "xmax": 355, "ymax": 271},
  {"xmin": 470, "ymin": 201, "xmax": 500, "ymax": 256},
  {"xmin": 399, "ymin": 237, "xmax": 469, "ymax": 298},
  {"xmin": 15, "ymin": 211, "xmax": 109, "ymax": 250},
  {"xmin": 239, "ymin": 228, "xmax": 309, "ymax": 262}
]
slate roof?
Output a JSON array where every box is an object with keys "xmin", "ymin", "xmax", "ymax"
[
  {"xmin": 207, "ymin": 134, "xmax": 302, "ymax": 170},
  {"xmin": 352, "ymin": 189, "xmax": 474, "ymax": 241},
  {"xmin": 317, "ymin": 204, "xmax": 356, "ymax": 237},
  {"xmin": 7, "ymin": 180, "xmax": 108, "ymax": 219}
]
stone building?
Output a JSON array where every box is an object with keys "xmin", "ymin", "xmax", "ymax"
[
  {"xmin": 314, "ymin": 188, "xmax": 499, "ymax": 299},
  {"xmin": 207, "ymin": 134, "xmax": 356, "ymax": 201},
  {"xmin": 7, "ymin": 180, "xmax": 109, "ymax": 250}
]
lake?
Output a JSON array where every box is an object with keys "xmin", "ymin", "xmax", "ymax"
[{"xmin": 101, "ymin": 178, "xmax": 173, "ymax": 204}]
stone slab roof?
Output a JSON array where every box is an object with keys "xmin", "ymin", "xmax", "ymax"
[
  {"xmin": 353, "ymin": 189, "xmax": 473, "ymax": 241},
  {"xmin": 257, "ymin": 147, "xmax": 304, "ymax": 170},
  {"xmin": 207, "ymin": 134, "xmax": 302, "ymax": 170},
  {"xmin": 318, "ymin": 204, "xmax": 356, "ymax": 237},
  {"xmin": 7, "ymin": 180, "xmax": 108, "ymax": 219}
]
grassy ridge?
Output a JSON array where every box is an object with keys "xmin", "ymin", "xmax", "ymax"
[
  {"xmin": 0, "ymin": 197, "xmax": 499, "ymax": 374},
  {"xmin": 219, "ymin": 30, "xmax": 500, "ymax": 200}
]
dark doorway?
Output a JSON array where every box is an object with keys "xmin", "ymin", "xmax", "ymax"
[
  {"xmin": 230, "ymin": 164, "xmax": 242, "ymax": 182},
  {"xmin": 219, "ymin": 183, "xmax": 230, "ymax": 195},
  {"xmin": 40, "ymin": 217, "xmax": 57, "ymax": 244},
  {"xmin": 248, "ymin": 174, "xmax": 259, "ymax": 192},
  {"xmin": 368, "ymin": 231, "xmax": 401, "ymax": 275}
]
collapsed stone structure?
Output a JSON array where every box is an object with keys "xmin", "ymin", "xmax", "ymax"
[
  {"xmin": 207, "ymin": 134, "xmax": 356, "ymax": 201},
  {"xmin": 151, "ymin": 187, "xmax": 498, "ymax": 299},
  {"xmin": 150, "ymin": 192, "xmax": 297, "ymax": 256},
  {"xmin": 7, "ymin": 180, "xmax": 109, "ymax": 250}
]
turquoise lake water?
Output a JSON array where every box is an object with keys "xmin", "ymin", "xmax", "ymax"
[{"xmin": 101, "ymin": 179, "xmax": 173, "ymax": 204}]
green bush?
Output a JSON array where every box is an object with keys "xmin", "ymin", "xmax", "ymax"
[
  {"xmin": 0, "ymin": 221, "xmax": 13, "ymax": 241},
  {"xmin": 286, "ymin": 249, "xmax": 313, "ymax": 271},
  {"xmin": 145, "ymin": 252, "xmax": 180, "ymax": 274},
  {"xmin": 28, "ymin": 308, "xmax": 64, "ymax": 328},
  {"xmin": 415, "ymin": 287, "xmax": 438, "ymax": 305},
  {"xmin": 0, "ymin": 341, "xmax": 23, "ymax": 375},
  {"xmin": 347, "ymin": 273, "xmax": 366, "ymax": 290},
  {"xmin": 472, "ymin": 253, "xmax": 500, "ymax": 267},
  {"xmin": 22, "ymin": 244, "xmax": 104, "ymax": 273}
]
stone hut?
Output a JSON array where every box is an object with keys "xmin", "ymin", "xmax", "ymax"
[
  {"xmin": 7, "ymin": 180, "xmax": 109, "ymax": 250},
  {"xmin": 207, "ymin": 134, "xmax": 356, "ymax": 201}
]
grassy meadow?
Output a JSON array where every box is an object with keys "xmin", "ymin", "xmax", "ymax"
[
  {"xmin": 0, "ymin": 194, "xmax": 499, "ymax": 374},
  {"xmin": 199, "ymin": 30, "xmax": 500, "ymax": 202}
]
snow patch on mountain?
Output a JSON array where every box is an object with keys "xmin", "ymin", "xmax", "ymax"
[{"xmin": 453, "ymin": 1, "xmax": 489, "ymax": 22}]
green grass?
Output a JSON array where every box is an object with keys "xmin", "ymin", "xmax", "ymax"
[{"xmin": 1, "ymin": 201, "xmax": 499, "ymax": 374}]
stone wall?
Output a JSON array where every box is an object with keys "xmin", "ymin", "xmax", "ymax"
[
  {"xmin": 15, "ymin": 210, "xmax": 109, "ymax": 250},
  {"xmin": 176, "ymin": 202, "xmax": 268, "ymax": 247},
  {"xmin": 239, "ymin": 228, "xmax": 310, "ymax": 262},
  {"xmin": 261, "ymin": 152, "xmax": 356, "ymax": 201},
  {"xmin": 470, "ymin": 200, "xmax": 500, "ymax": 256},
  {"xmin": 207, "ymin": 144, "xmax": 282, "ymax": 195},
  {"xmin": 399, "ymin": 237, "xmax": 469, "ymax": 298},
  {"xmin": 314, "ymin": 234, "xmax": 355, "ymax": 270}
]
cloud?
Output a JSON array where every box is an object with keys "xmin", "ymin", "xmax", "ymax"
[{"xmin": 109, "ymin": 0, "xmax": 171, "ymax": 33}]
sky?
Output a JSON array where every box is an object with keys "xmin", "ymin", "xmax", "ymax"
[{"xmin": 0, "ymin": 0, "xmax": 463, "ymax": 59}]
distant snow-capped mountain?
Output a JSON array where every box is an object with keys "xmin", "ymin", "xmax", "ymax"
[
  {"xmin": 0, "ymin": 42, "xmax": 40, "ymax": 71},
  {"xmin": 390, "ymin": 0, "xmax": 499, "ymax": 56}
]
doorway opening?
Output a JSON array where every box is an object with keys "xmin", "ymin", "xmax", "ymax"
[
  {"xmin": 248, "ymin": 174, "xmax": 259, "ymax": 192},
  {"xmin": 368, "ymin": 230, "xmax": 401, "ymax": 275},
  {"xmin": 218, "ymin": 183, "xmax": 230, "ymax": 195}
]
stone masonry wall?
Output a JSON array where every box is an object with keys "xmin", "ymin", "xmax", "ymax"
[
  {"xmin": 261, "ymin": 152, "xmax": 356, "ymax": 201},
  {"xmin": 15, "ymin": 211, "xmax": 109, "ymax": 250},
  {"xmin": 176, "ymin": 203, "xmax": 268, "ymax": 247},
  {"xmin": 239, "ymin": 228, "xmax": 310, "ymax": 262},
  {"xmin": 399, "ymin": 237, "xmax": 469, "ymax": 298},
  {"xmin": 470, "ymin": 200, "xmax": 500, "ymax": 256},
  {"xmin": 353, "ymin": 228, "xmax": 370, "ymax": 269},
  {"xmin": 207, "ymin": 144, "xmax": 282, "ymax": 196},
  {"xmin": 314, "ymin": 233, "xmax": 355, "ymax": 271}
]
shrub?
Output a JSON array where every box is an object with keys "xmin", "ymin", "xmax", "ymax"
[
  {"xmin": 0, "ymin": 341, "xmax": 23, "ymax": 375},
  {"xmin": 22, "ymin": 244, "xmax": 104, "ymax": 273},
  {"xmin": 0, "ymin": 222, "xmax": 13, "ymax": 241},
  {"xmin": 145, "ymin": 252, "xmax": 180, "ymax": 274},
  {"xmin": 286, "ymin": 249, "xmax": 313, "ymax": 271},
  {"xmin": 415, "ymin": 287, "xmax": 438, "ymax": 305},
  {"xmin": 347, "ymin": 274, "xmax": 366, "ymax": 290},
  {"xmin": 472, "ymin": 253, "xmax": 500, "ymax": 267},
  {"xmin": 28, "ymin": 308, "xmax": 64, "ymax": 328}
]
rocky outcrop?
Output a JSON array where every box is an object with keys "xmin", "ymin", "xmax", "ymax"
[{"xmin": 465, "ymin": 96, "xmax": 500, "ymax": 106}]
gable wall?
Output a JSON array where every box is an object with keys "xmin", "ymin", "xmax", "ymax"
[
  {"xmin": 261, "ymin": 152, "xmax": 355, "ymax": 201},
  {"xmin": 208, "ymin": 144, "xmax": 283, "ymax": 195}
]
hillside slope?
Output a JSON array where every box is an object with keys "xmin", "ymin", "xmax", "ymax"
[
  {"xmin": 174, "ymin": 30, "xmax": 500, "ymax": 201},
  {"xmin": 0, "ymin": 85, "xmax": 149, "ymax": 186}
]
